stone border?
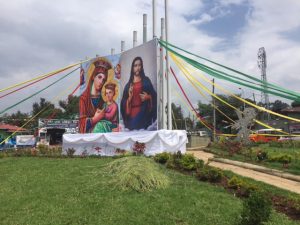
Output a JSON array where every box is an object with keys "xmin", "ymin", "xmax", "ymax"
[{"xmin": 211, "ymin": 158, "xmax": 300, "ymax": 183}]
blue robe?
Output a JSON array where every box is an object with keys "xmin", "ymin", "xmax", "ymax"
[{"xmin": 121, "ymin": 76, "xmax": 157, "ymax": 130}]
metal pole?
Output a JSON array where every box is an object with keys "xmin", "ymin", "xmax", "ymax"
[
  {"xmin": 165, "ymin": 0, "xmax": 171, "ymax": 130},
  {"xmin": 153, "ymin": 0, "xmax": 156, "ymax": 38},
  {"xmin": 133, "ymin": 31, "xmax": 137, "ymax": 47},
  {"xmin": 121, "ymin": 41, "xmax": 125, "ymax": 52},
  {"xmin": 239, "ymin": 88, "xmax": 245, "ymax": 111},
  {"xmin": 111, "ymin": 48, "xmax": 115, "ymax": 56},
  {"xmin": 161, "ymin": 17, "xmax": 166, "ymax": 129},
  {"xmin": 212, "ymin": 79, "xmax": 216, "ymax": 142},
  {"xmin": 143, "ymin": 14, "xmax": 147, "ymax": 43}
]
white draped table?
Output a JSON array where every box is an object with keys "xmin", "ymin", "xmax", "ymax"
[{"xmin": 62, "ymin": 129, "xmax": 187, "ymax": 156}]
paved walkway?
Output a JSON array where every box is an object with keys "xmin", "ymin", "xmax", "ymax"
[{"xmin": 189, "ymin": 150, "xmax": 300, "ymax": 195}]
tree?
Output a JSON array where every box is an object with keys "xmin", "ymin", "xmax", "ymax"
[
  {"xmin": 58, "ymin": 95, "xmax": 79, "ymax": 119},
  {"xmin": 214, "ymin": 94, "xmax": 245, "ymax": 129},
  {"xmin": 184, "ymin": 117, "xmax": 193, "ymax": 130},
  {"xmin": 32, "ymin": 98, "xmax": 56, "ymax": 117},
  {"xmin": 0, "ymin": 111, "xmax": 29, "ymax": 128},
  {"xmin": 194, "ymin": 95, "xmax": 247, "ymax": 131},
  {"xmin": 269, "ymin": 100, "xmax": 289, "ymax": 113},
  {"xmin": 171, "ymin": 103, "xmax": 184, "ymax": 129},
  {"xmin": 30, "ymin": 98, "xmax": 63, "ymax": 129},
  {"xmin": 195, "ymin": 101, "xmax": 213, "ymax": 129},
  {"xmin": 291, "ymin": 100, "xmax": 300, "ymax": 108}
]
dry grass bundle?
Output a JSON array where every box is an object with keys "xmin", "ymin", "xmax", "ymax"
[{"xmin": 105, "ymin": 156, "xmax": 170, "ymax": 192}]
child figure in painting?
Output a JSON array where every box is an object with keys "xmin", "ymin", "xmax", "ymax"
[{"xmin": 93, "ymin": 83, "xmax": 119, "ymax": 133}]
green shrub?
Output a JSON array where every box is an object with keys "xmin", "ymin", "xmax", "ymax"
[
  {"xmin": 53, "ymin": 146, "xmax": 62, "ymax": 156},
  {"xmin": 13, "ymin": 149, "xmax": 23, "ymax": 157},
  {"xmin": 11, "ymin": 148, "xmax": 33, "ymax": 157},
  {"xmin": 154, "ymin": 152, "xmax": 171, "ymax": 164},
  {"xmin": 268, "ymin": 154, "xmax": 292, "ymax": 164},
  {"xmin": 239, "ymin": 191, "xmax": 272, "ymax": 225},
  {"xmin": 228, "ymin": 176, "xmax": 244, "ymax": 189},
  {"xmin": 228, "ymin": 176, "xmax": 259, "ymax": 197},
  {"xmin": 178, "ymin": 153, "xmax": 198, "ymax": 171},
  {"xmin": 66, "ymin": 148, "xmax": 76, "ymax": 157},
  {"xmin": 195, "ymin": 159, "xmax": 205, "ymax": 170},
  {"xmin": 37, "ymin": 144, "xmax": 49, "ymax": 155},
  {"xmin": 161, "ymin": 152, "xmax": 204, "ymax": 171},
  {"xmin": 166, "ymin": 151, "xmax": 182, "ymax": 170},
  {"xmin": 268, "ymin": 141, "xmax": 282, "ymax": 148},
  {"xmin": 196, "ymin": 166, "xmax": 223, "ymax": 183}
]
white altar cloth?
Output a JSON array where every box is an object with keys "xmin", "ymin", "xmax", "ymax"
[{"xmin": 62, "ymin": 129, "xmax": 187, "ymax": 156}]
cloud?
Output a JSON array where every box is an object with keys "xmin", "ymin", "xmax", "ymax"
[
  {"xmin": 189, "ymin": 13, "xmax": 214, "ymax": 26},
  {"xmin": 0, "ymin": 0, "xmax": 300, "ymax": 117}
]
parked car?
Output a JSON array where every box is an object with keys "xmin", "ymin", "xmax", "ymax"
[
  {"xmin": 249, "ymin": 129, "xmax": 282, "ymax": 143},
  {"xmin": 197, "ymin": 131, "xmax": 208, "ymax": 137},
  {"xmin": 278, "ymin": 136, "xmax": 300, "ymax": 142}
]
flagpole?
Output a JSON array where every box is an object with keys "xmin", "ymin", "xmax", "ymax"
[
  {"xmin": 153, "ymin": 0, "xmax": 156, "ymax": 38},
  {"xmin": 161, "ymin": 18, "xmax": 166, "ymax": 129},
  {"xmin": 165, "ymin": 0, "xmax": 172, "ymax": 130}
]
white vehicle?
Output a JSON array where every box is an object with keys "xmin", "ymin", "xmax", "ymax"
[
  {"xmin": 37, "ymin": 128, "xmax": 50, "ymax": 146},
  {"xmin": 198, "ymin": 131, "xmax": 208, "ymax": 137},
  {"xmin": 278, "ymin": 136, "xmax": 300, "ymax": 142}
]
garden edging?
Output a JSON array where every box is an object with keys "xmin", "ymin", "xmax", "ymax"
[{"xmin": 211, "ymin": 158, "xmax": 300, "ymax": 183}]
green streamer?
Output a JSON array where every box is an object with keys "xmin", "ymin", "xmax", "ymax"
[
  {"xmin": 0, "ymin": 67, "xmax": 79, "ymax": 115},
  {"xmin": 160, "ymin": 41, "xmax": 300, "ymax": 101},
  {"xmin": 159, "ymin": 40, "xmax": 300, "ymax": 99}
]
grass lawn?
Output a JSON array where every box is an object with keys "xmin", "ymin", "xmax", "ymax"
[
  {"xmin": 205, "ymin": 144, "xmax": 300, "ymax": 175},
  {"xmin": 0, "ymin": 157, "xmax": 299, "ymax": 225}
]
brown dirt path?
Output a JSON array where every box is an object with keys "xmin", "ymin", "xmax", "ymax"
[{"xmin": 189, "ymin": 150, "xmax": 300, "ymax": 195}]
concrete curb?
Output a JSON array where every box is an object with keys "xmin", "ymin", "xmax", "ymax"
[
  {"xmin": 187, "ymin": 147, "xmax": 207, "ymax": 151},
  {"xmin": 211, "ymin": 158, "xmax": 300, "ymax": 183}
]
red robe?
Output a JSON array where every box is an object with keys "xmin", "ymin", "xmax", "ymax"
[{"xmin": 79, "ymin": 82, "xmax": 104, "ymax": 133}]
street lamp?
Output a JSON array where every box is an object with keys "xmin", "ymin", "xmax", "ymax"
[{"xmin": 239, "ymin": 88, "xmax": 246, "ymax": 111}]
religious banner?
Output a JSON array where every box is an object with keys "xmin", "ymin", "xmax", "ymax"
[
  {"xmin": 16, "ymin": 135, "xmax": 36, "ymax": 146},
  {"xmin": 79, "ymin": 55, "xmax": 121, "ymax": 133},
  {"xmin": 119, "ymin": 40, "xmax": 158, "ymax": 131},
  {"xmin": 79, "ymin": 40, "xmax": 158, "ymax": 133}
]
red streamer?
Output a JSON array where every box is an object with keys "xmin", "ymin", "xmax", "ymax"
[
  {"xmin": 0, "ymin": 67, "xmax": 70, "ymax": 99},
  {"xmin": 169, "ymin": 66, "xmax": 221, "ymax": 133}
]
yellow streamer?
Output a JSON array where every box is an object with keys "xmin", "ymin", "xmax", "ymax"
[
  {"xmin": 170, "ymin": 53, "xmax": 292, "ymax": 136},
  {"xmin": 0, "ymin": 79, "xmax": 79, "ymax": 145},
  {"xmin": 173, "ymin": 84, "xmax": 238, "ymax": 137},
  {"xmin": 172, "ymin": 87, "xmax": 212, "ymax": 131},
  {"xmin": 0, "ymin": 59, "xmax": 90, "ymax": 93},
  {"xmin": 183, "ymin": 58, "xmax": 300, "ymax": 124},
  {"xmin": 183, "ymin": 64, "xmax": 293, "ymax": 136}
]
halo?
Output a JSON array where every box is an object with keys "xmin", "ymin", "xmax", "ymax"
[
  {"xmin": 86, "ymin": 57, "xmax": 113, "ymax": 83},
  {"xmin": 102, "ymin": 78, "xmax": 119, "ymax": 102}
]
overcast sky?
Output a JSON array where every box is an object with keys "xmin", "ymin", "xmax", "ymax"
[{"xmin": 1, "ymin": 0, "xmax": 300, "ymax": 116}]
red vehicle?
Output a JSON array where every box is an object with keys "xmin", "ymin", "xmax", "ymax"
[{"xmin": 249, "ymin": 129, "xmax": 282, "ymax": 143}]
